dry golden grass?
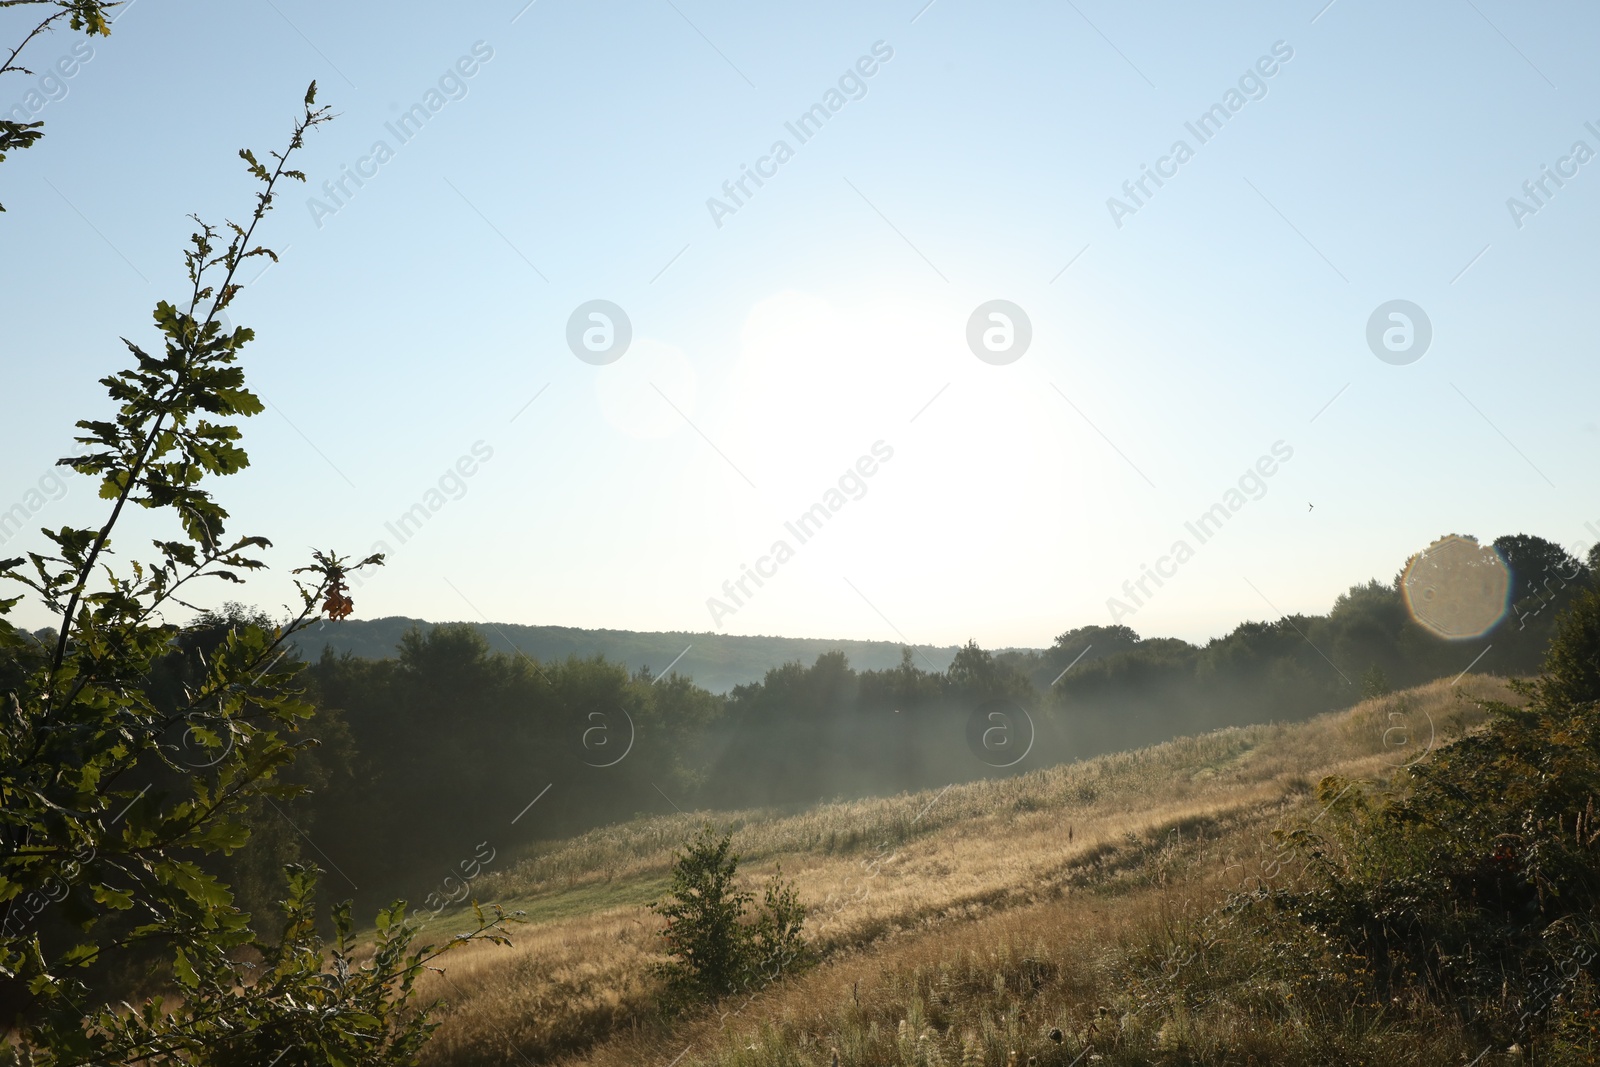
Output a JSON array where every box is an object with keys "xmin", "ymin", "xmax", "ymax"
[{"xmin": 416, "ymin": 675, "xmax": 1517, "ymax": 1066}]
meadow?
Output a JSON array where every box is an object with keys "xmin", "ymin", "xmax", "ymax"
[{"xmin": 413, "ymin": 675, "xmax": 1517, "ymax": 1066}]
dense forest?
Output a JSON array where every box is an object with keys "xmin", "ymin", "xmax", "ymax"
[{"xmin": 133, "ymin": 530, "xmax": 1597, "ymax": 917}]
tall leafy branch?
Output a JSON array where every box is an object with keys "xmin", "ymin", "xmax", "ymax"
[{"xmin": 0, "ymin": 83, "xmax": 517, "ymax": 1067}]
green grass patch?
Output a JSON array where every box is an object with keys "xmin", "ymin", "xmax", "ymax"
[{"xmin": 399, "ymin": 872, "xmax": 676, "ymax": 941}]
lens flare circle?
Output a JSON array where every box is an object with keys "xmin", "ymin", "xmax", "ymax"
[{"xmin": 1401, "ymin": 535, "xmax": 1510, "ymax": 640}]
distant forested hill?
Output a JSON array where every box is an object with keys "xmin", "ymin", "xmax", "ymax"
[{"xmin": 290, "ymin": 616, "xmax": 1006, "ymax": 693}]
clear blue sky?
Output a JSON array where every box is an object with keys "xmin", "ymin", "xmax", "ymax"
[{"xmin": 3, "ymin": 0, "xmax": 1597, "ymax": 652}]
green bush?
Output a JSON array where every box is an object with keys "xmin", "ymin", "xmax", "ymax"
[
  {"xmin": 648, "ymin": 826, "xmax": 811, "ymax": 1007},
  {"xmin": 1250, "ymin": 583, "xmax": 1600, "ymax": 1049}
]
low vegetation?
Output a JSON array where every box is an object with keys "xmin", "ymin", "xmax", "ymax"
[
  {"xmin": 403, "ymin": 590, "xmax": 1600, "ymax": 1067},
  {"xmin": 407, "ymin": 672, "xmax": 1524, "ymax": 1065},
  {"xmin": 648, "ymin": 827, "xmax": 810, "ymax": 1008}
]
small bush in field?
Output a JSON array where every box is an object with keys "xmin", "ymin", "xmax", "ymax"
[{"xmin": 648, "ymin": 826, "xmax": 811, "ymax": 1006}]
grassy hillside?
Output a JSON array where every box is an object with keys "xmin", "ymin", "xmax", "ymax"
[
  {"xmin": 410, "ymin": 674, "xmax": 1517, "ymax": 1067},
  {"xmin": 292, "ymin": 616, "xmax": 985, "ymax": 694},
  {"xmin": 279, "ymin": 556, "xmax": 1593, "ymax": 921}
]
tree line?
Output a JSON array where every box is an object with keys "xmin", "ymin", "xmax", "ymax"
[{"xmin": 222, "ymin": 531, "xmax": 1600, "ymax": 917}]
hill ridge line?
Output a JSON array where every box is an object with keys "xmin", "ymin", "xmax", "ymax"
[{"xmin": 291, "ymin": 615, "xmax": 1045, "ymax": 693}]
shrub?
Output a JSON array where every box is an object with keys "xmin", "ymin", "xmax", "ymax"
[
  {"xmin": 1247, "ymin": 580, "xmax": 1600, "ymax": 1048},
  {"xmin": 648, "ymin": 826, "xmax": 810, "ymax": 1006}
]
